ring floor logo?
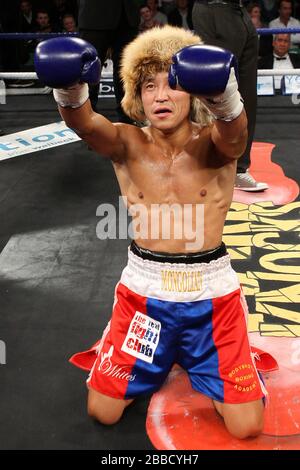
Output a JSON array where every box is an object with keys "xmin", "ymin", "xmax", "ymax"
[
  {"xmin": 225, "ymin": 200, "xmax": 300, "ymax": 338},
  {"xmin": 0, "ymin": 121, "xmax": 81, "ymax": 161}
]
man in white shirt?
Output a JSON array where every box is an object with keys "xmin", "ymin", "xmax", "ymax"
[
  {"xmin": 258, "ymin": 33, "xmax": 300, "ymax": 90},
  {"xmin": 269, "ymin": 0, "xmax": 300, "ymax": 47}
]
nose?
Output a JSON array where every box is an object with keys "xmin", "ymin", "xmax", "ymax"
[{"xmin": 155, "ymin": 84, "xmax": 169, "ymax": 102}]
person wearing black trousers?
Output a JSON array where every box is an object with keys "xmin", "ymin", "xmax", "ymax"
[
  {"xmin": 78, "ymin": 0, "xmax": 141, "ymax": 123},
  {"xmin": 192, "ymin": 0, "xmax": 268, "ymax": 191}
]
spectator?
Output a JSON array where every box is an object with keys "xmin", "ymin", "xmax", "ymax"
[
  {"xmin": 248, "ymin": 1, "xmax": 265, "ymax": 28},
  {"xmin": 17, "ymin": 0, "xmax": 37, "ymax": 71},
  {"xmin": 247, "ymin": 2, "xmax": 273, "ymax": 57},
  {"xmin": 260, "ymin": 0, "xmax": 278, "ymax": 23},
  {"xmin": 62, "ymin": 13, "xmax": 77, "ymax": 33},
  {"xmin": 269, "ymin": 0, "xmax": 300, "ymax": 47},
  {"xmin": 258, "ymin": 33, "xmax": 300, "ymax": 90},
  {"xmin": 146, "ymin": 0, "xmax": 168, "ymax": 24},
  {"xmin": 168, "ymin": 0, "xmax": 193, "ymax": 30},
  {"xmin": 78, "ymin": 0, "xmax": 140, "ymax": 123},
  {"xmin": 140, "ymin": 5, "xmax": 162, "ymax": 32},
  {"xmin": 159, "ymin": 0, "xmax": 176, "ymax": 15},
  {"xmin": 51, "ymin": 0, "xmax": 78, "ymax": 29},
  {"xmin": 19, "ymin": 0, "xmax": 36, "ymax": 32},
  {"xmin": 34, "ymin": 9, "xmax": 58, "ymax": 35}
]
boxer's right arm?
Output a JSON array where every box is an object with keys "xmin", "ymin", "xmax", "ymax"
[
  {"xmin": 169, "ymin": 45, "xmax": 247, "ymax": 161},
  {"xmin": 34, "ymin": 37, "xmax": 125, "ymax": 160}
]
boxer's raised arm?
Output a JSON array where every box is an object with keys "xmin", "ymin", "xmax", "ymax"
[
  {"xmin": 34, "ymin": 37, "xmax": 125, "ymax": 160},
  {"xmin": 169, "ymin": 44, "xmax": 247, "ymax": 161}
]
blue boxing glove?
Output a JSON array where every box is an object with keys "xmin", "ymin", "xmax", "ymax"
[
  {"xmin": 169, "ymin": 45, "xmax": 243, "ymax": 121},
  {"xmin": 34, "ymin": 37, "xmax": 101, "ymax": 108}
]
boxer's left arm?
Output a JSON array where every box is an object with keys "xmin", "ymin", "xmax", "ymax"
[{"xmin": 169, "ymin": 45, "xmax": 248, "ymax": 161}]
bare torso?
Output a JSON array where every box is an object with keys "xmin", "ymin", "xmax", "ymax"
[{"xmin": 112, "ymin": 122, "xmax": 236, "ymax": 253}]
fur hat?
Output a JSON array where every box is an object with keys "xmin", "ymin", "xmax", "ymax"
[{"xmin": 120, "ymin": 25, "xmax": 213, "ymax": 126}]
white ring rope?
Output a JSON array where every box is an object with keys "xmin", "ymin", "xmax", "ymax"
[
  {"xmin": 0, "ymin": 69, "xmax": 300, "ymax": 81},
  {"xmin": 0, "ymin": 72, "xmax": 37, "ymax": 79}
]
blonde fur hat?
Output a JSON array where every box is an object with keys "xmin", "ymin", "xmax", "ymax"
[{"xmin": 120, "ymin": 25, "xmax": 213, "ymax": 125}]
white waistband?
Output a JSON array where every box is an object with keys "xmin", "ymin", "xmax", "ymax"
[
  {"xmin": 119, "ymin": 248, "xmax": 240, "ymax": 302},
  {"xmin": 127, "ymin": 247, "xmax": 232, "ymax": 278}
]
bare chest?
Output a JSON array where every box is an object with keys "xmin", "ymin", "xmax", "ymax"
[{"xmin": 115, "ymin": 148, "xmax": 230, "ymax": 206}]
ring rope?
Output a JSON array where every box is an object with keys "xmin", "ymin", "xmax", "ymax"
[
  {"xmin": 0, "ymin": 28, "xmax": 299, "ymax": 40},
  {"xmin": 1, "ymin": 69, "xmax": 300, "ymax": 81}
]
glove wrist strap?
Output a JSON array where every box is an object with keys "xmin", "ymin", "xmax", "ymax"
[
  {"xmin": 53, "ymin": 83, "xmax": 89, "ymax": 109},
  {"xmin": 201, "ymin": 69, "xmax": 244, "ymax": 122}
]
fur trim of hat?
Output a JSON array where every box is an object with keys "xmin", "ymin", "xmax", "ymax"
[{"xmin": 120, "ymin": 25, "xmax": 213, "ymax": 126}]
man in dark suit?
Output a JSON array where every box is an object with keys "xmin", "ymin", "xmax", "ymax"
[
  {"xmin": 168, "ymin": 0, "xmax": 194, "ymax": 30},
  {"xmin": 192, "ymin": 0, "xmax": 269, "ymax": 191},
  {"xmin": 78, "ymin": 0, "xmax": 141, "ymax": 122},
  {"xmin": 258, "ymin": 33, "xmax": 300, "ymax": 91}
]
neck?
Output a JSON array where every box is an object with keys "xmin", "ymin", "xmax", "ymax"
[{"xmin": 150, "ymin": 120, "xmax": 194, "ymax": 156}]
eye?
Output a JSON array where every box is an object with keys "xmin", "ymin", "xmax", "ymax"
[{"xmin": 145, "ymin": 82, "xmax": 154, "ymax": 90}]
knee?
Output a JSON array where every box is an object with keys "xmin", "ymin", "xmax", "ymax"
[
  {"xmin": 228, "ymin": 415, "xmax": 264, "ymax": 440},
  {"xmin": 87, "ymin": 400, "xmax": 122, "ymax": 426}
]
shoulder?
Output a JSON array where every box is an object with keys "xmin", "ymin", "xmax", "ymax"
[
  {"xmin": 115, "ymin": 123, "xmax": 148, "ymax": 141},
  {"xmin": 290, "ymin": 54, "xmax": 300, "ymax": 67},
  {"xmin": 290, "ymin": 17, "xmax": 300, "ymax": 25},
  {"xmin": 112, "ymin": 123, "xmax": 150, "ymax": 162}
]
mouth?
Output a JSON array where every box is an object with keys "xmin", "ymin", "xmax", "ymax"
[{"xmin": 153, "ymin": 107, "xmax": 172, "ymax": 118}]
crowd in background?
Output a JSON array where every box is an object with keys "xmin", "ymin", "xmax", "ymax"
[{"xmin": 0, "ymin": 0, "xmax": 300, "ymax": 73}]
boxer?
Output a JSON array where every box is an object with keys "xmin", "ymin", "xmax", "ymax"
[{"xmin": 35, "ymin": 26, "xmax": 266, "ymax": 439}]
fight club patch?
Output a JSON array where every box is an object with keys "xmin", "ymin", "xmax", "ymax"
[{"xmin": 121, "ymin": 312, "xmax": 161, "ymax": 364}]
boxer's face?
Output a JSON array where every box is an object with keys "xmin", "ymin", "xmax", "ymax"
[{"xmin": 141, "ymin": 72, "xmax": 190, "ymax": 129}]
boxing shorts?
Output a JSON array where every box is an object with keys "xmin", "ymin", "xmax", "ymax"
[{"xmin": 70, "ymin": 242, "xmax": 268, "ymax": 403}]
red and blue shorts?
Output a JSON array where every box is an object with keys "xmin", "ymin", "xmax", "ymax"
[{"xmin": 70, "ymin": 243, "xmax": 267, "ymax": 404}]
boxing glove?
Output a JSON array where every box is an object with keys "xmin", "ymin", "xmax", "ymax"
[
  {"xmin": 34, "ymin": 37, "xmax": 101, "ymax": 108},
  {"xmin": 169, "ymin": 45, "xmax": 243, "ymax": 121}
]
